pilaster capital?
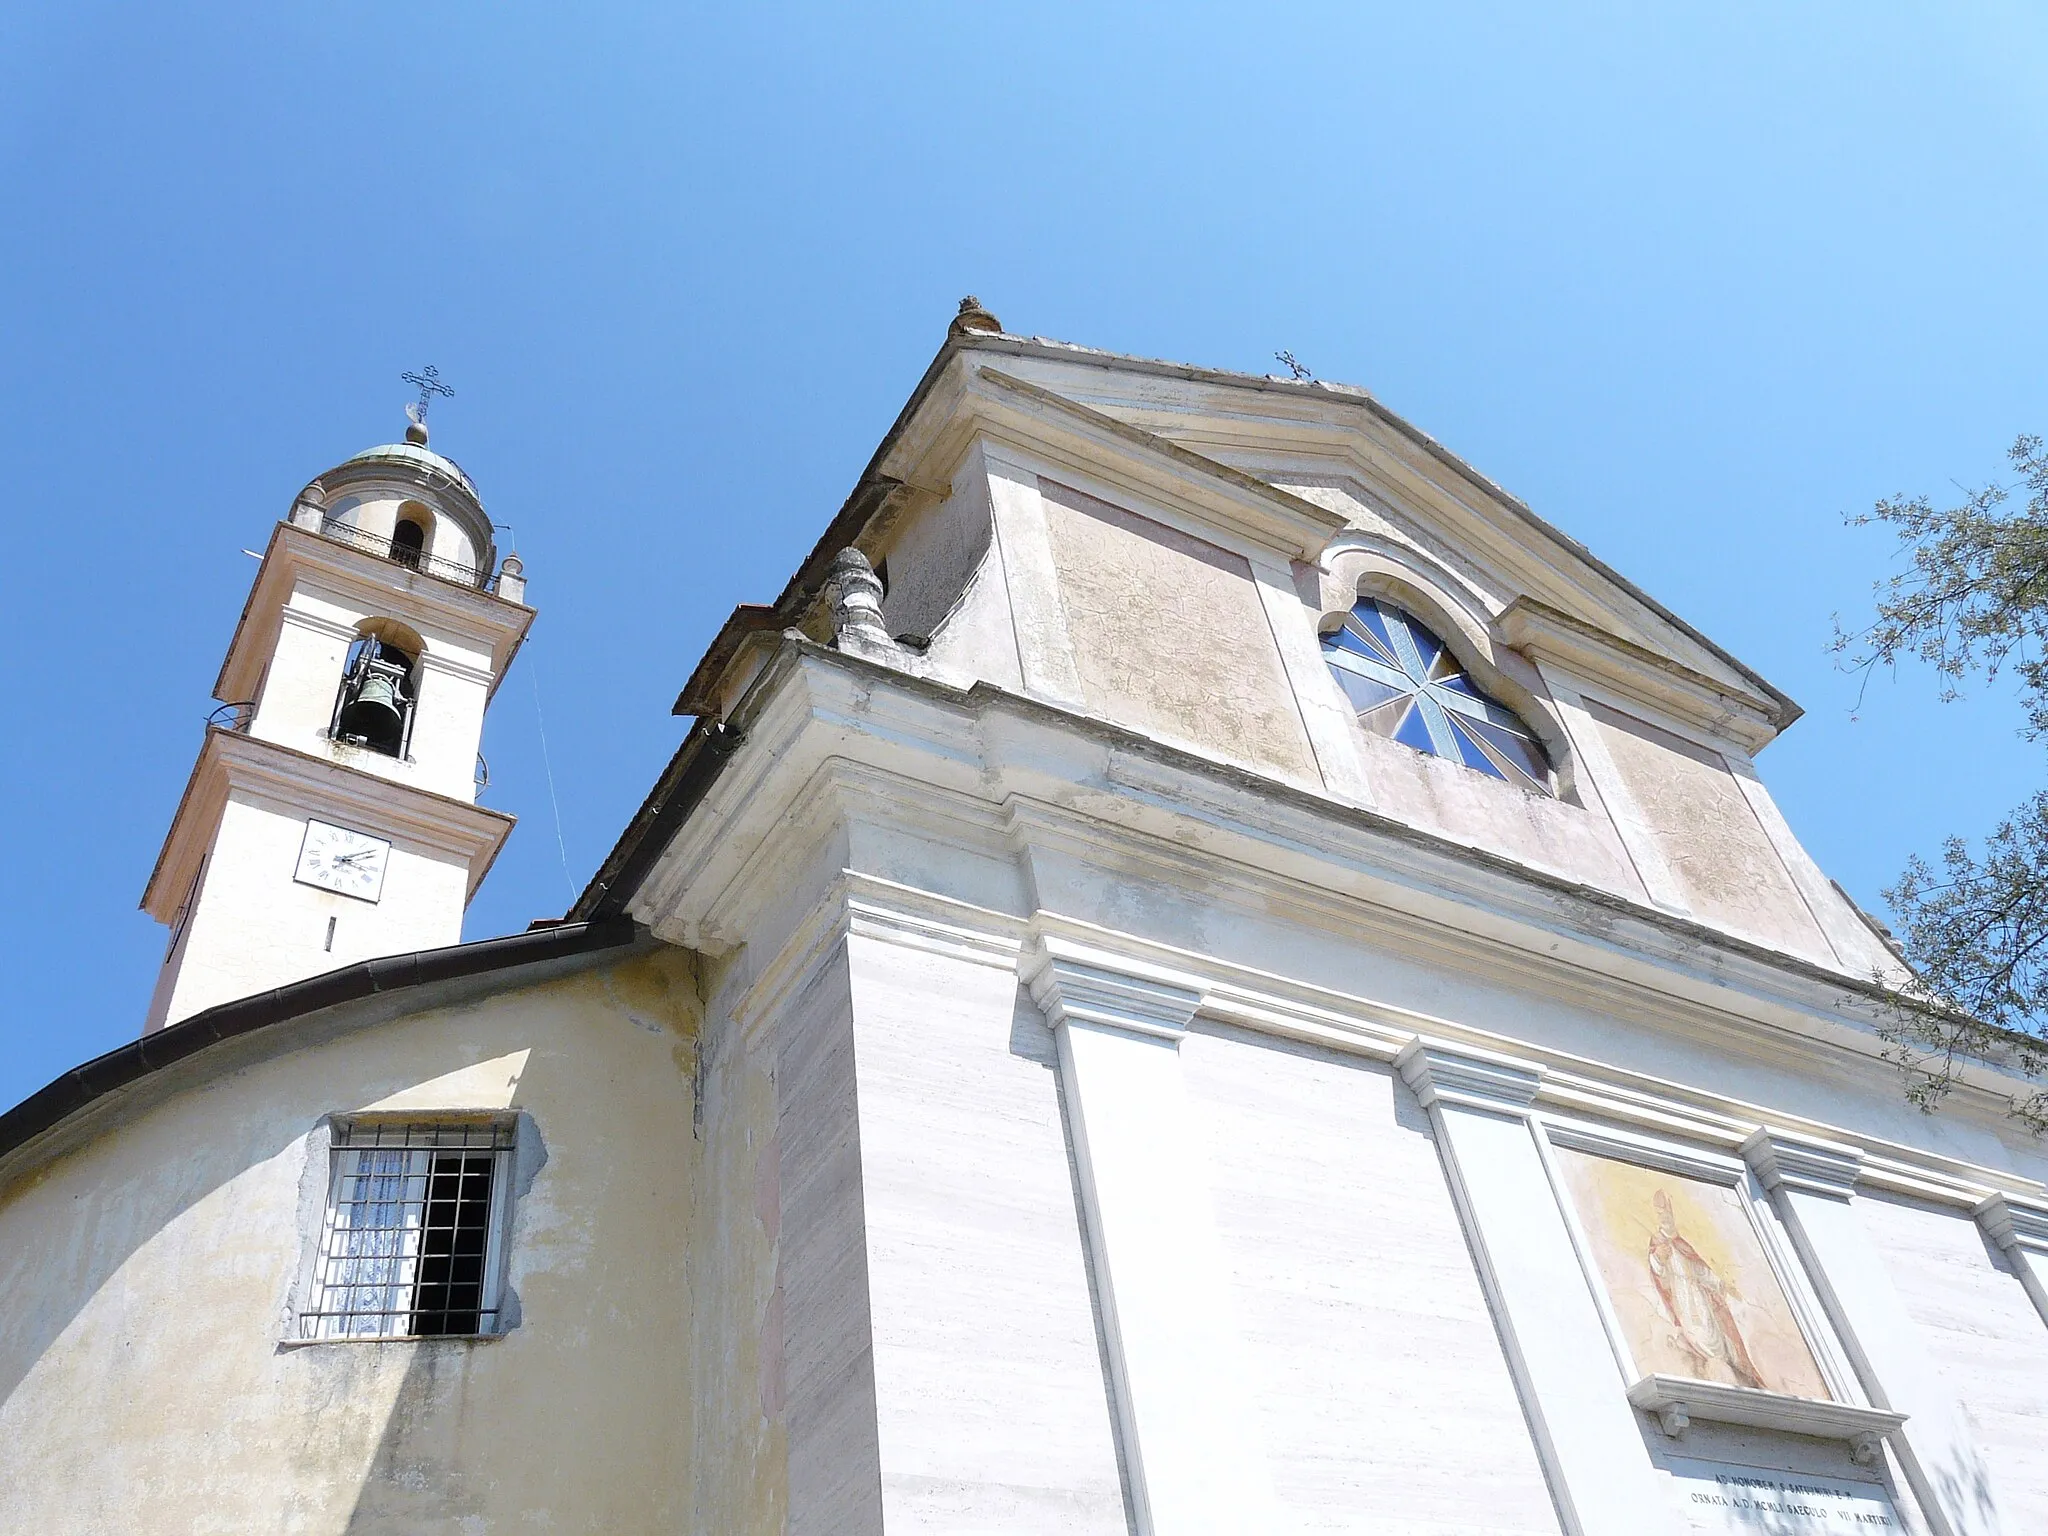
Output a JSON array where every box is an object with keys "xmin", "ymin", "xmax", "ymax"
[
  {"xmin": 1396, "ymin": 1037, "xmax": 1545, "ymax": 1117},
  {"xmin": 1973, "ymin": 1192, "xmax": 2048, "ymax": 1257},
  {"xmin": 1741, "ymin": 1127, "xmax": 1864, "ymax": 1200},
  {"xmin": 1023, "ymin": 937, "xmax": 1204, "ymax": 1043}
]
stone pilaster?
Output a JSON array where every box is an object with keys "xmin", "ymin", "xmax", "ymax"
[{"xmin": 1397, "ymin": 1038, "xmax": 1683, "ymax": 1536}]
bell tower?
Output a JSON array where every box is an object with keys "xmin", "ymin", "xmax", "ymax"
[{"xmin": 141, "ymin": 404, "xmax": 533, "ymax": 1032}]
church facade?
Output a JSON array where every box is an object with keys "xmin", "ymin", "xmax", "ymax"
[{"xmin": 4, "ymin": 302, "xmax": 2047, "ymax": 1534}]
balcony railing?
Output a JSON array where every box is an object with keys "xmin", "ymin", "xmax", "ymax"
[
  {"xmin": 318, "ymin": 516, "xmax": 493, "ymax": 591},
  {"xmin": 207, "ymin": 701, "xmax": 256, "ymax": 733}
]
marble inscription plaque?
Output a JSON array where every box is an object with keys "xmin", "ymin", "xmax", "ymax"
[{"xmin": 1667, "ymin": 1457, "xmax": 1900, "ymax": 1532}]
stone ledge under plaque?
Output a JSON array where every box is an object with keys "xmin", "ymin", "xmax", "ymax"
[{"xmin": 1627, "ymin": 1375, "xmax": 1908, "ymax": 1465}]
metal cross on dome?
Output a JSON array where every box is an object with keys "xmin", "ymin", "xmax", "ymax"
[{"xmin": 401, "ymin": 365, "xmax": 455, "ymax": 426}]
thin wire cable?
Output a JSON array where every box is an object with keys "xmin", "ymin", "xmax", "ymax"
[{"xmin": 527, "ymin": 656, "xmax": 578, "ymax": 906}]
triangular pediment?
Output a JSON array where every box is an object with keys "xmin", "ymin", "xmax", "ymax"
[{"xmin": 934, "ymin": 336, "xmax": 1787, "ymax": 727}]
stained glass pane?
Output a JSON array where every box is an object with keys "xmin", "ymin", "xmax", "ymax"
[
  {"xmin": 1319, "ymin": 596, "xmax": 1551, "ymax": 794},
  {"xmin": 1446, "ymin": 715, "xmax": 1511, "ymax": 780},
  {"xmin": 1393, "ymin": 701, "xmax": 1437, "ymax": 753},
  {"xmin": 1359, "ymin": 698, "xmax": 1411, "ymax": 738},
  {"xmin": 1352, "ymin": 601, "xmax": 1401, "ymax": 658},
  {"xmin": 1333, "ymin": 669, "xmax": 1407, "ymax": 714},
  {"xmin": 1460, "ymin": 715, "xmax": 1550, "ymax": 786},
  {"xmin": 1326, "ymin": 623, "xmax": 1382, "ymax": 662},
  {"xmin": 1401, "ymin": 617, "xmax": 1445, "ymax": 674}
]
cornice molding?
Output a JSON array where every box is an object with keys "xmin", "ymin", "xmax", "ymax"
[
  {"xmin": 275, "ymin": 605, "xmax": 361, "ymax": 645},
  {"xmin": 1500, "ymin": 596, "xmax": 1794, "ymax": 748},
  {"xmin": 1974, "ymin": 1191, "xmax": 2048, "ymax": 1257},
  {"xmin": 846, "ymin": 889, "xmax": 1024, "ymax": 972},
  {"xmin": 1397, "ymin": 1037, "xmax": 1546, "ymax": 1116},
  {"xmin": 142, "ymin": 728, "xmax": 513, "ymax": 921},
  {"xmin": 1625, "ymin": 1375, "xmax": 1904, "ymax": 1463},
  {"xmin": 920, "ymin": 365, "xmax": 1351, "ymax": 563},
  {"xmin": 1022, "ymin": 936, "xmax": 1206, "ymax": 1043},
  {"xmin": 415, "ymin": 649, "xmax": 498, "ymax": 688},
  {"xmin": 216, "ymin": 522, "xmax": 534, "ymax": 707},
  {"xmin": 716, "ymin": 875, "xmax": 2048, "ymax": 1216},
  {"xmin": 628, "ymin": 647, "xmax": 2047, "ymax": 1130},
  {"xmin": 1742, "ymin": 1127, "xmax": 1866, "ymax": 1200}
]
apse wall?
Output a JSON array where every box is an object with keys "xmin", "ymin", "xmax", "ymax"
[{"xmin": 0, "ymin": 951, "xmax": 701, "ymax": 1534}]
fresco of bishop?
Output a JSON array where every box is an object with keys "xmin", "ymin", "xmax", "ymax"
[{"xmin": 1646, "ymin": 1188, "xmax": 1765, "ymax": 1389}]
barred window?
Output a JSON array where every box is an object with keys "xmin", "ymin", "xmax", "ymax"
[{"xmin": 300, "ymin": 1119, "xmax": 515, "ymax": 1341}]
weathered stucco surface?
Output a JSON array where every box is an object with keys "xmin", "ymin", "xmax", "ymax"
[
  {"xmin": 1587, "ymin": 699, "xmax": 1830, "ymax": 960},
  {"xmin": 880, "ymin": 480, "xmax": 1000, "ymax": 653},
  {"xmin": 0, "ymin": 950, "xmax": 705, "ymax": 1535},
  {"xmin": 1037, "ymin": 478, "xmax": 1318, "ymax": 785},
  {"xmin": 1347, "ymin": 727, "xmax": 1645, "ymax": 901}
]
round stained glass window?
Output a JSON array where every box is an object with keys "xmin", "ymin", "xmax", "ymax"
[{"xmin": 1322, "ymin": 597, "xmax": 1551, "ymax": 793}]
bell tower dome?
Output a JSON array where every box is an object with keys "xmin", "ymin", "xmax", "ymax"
[{"xmin": 140, "ymin": 408, "xmax": 534, "ymax": 1032}]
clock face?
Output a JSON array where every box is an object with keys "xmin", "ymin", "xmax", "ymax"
[{"xmin": 295, "ymin": 820, "xmax": 391, "ymax": 903}]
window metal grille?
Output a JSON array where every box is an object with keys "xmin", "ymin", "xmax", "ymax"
[{"xmin": 301, "ymin": 1120, "xmax": 515, "ymax": 1341}]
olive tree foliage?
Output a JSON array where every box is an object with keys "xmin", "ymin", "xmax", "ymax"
[{"xmin": 1835, "ymin": 433, "xmax": 2048, "ymax": 1129}]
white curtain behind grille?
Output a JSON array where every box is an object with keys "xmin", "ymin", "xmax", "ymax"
[{"xmin": 314, "ymin": 1147, "xmax": 428, "ymax": 1337}]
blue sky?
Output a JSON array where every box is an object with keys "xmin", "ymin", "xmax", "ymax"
[{"xmin": 3, "ymin": 3, "xmax": 2046, "ymax": 1112}]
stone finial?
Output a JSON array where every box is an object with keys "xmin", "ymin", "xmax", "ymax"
[
  {"xmin": 949, "ymin": 295, "xmax": 1002, "ymax": 338},
  {"xmin": 289, "ymin": 480, "xmax": 327, "ymax": 531},
  {"xmin": 496, "ymin": 552, "xmax": 527, "ymax": 605},
  {"xmin": 825, "ymin": 547, "xmax": 889, "ymax": 646}
]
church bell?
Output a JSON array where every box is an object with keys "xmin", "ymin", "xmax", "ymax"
[{"xmin": 336, "ymin": 649, "xmax": 412, "ymax": 754}]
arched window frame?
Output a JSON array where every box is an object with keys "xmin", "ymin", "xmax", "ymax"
[
  {"xmin": 1311, "ymin": 541, "xmax": 1576, "ymax": 800},
  {"xmin": 331, "ymin": 617, "xmax": 426, "ymax": 760},
  {"xmin": 392, "ymin": 500, "xmax": 437, "ymax": 570}
]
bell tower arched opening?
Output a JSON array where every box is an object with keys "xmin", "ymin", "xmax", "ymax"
[
  {"xmin": 141, "ymin": 410, "xmax": 529, "ymax": 1035},
  {"xmin": 391, "ymin": 516, "xmax": 427, "ymax": 569},
  {"xmin": 332, "ymin": 618, "xmax": 424, "ymax": 758}
]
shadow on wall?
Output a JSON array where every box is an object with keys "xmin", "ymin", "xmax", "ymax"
[
  {"xmin": 0, "ymin": 1079, "xmax": 313, "ymax": 1413},
  {"xmin": 0, "ymin": 1006, "xmax": 541, "ymax": 1522},
  {"xmin": 1928, "ymin": 1443, "xmax": 2000, "ymax": 1536},
  {"xmin": 339, "ymin": 1342, "xmax": 497, "ymax": 1531}
]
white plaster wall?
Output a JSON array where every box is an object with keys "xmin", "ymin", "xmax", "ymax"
[
  {"xmin": 843, "ymin": 932, "xmax": 1128, "ymax": 1532},
  {"xmin": 1179, "ymin": 1024, "xmax": 1563, "ymax": 1535},
  {"xmin": 404, "ymin": 653, "xmax": 491, "ymax": 799},
  {"xmin": 254, "ymin": 594, "xmax": 354, "ymax": 745},
  {"xmin": 0, "ymin": 951, "xmax": 701, "ymax": 1534},
  {"xmin": 918, "ymin": 544, "xmax": 1027, "ymax": 696},
  {"xmin": 160, "ymin": 793, "xmax": 470, "ymax": 1027},
  {"xmin": 252, "ymin": 577, "xmax": 493, "ymax": 804},
  {"xmin": 1854, "ymin": 1193, "xmax": 2048, "ymax": 1531},
  {"xmin": 327, "ymin": 487, "xmax": 482, "ymax": 576},
  {"xmin": 882, "ymin": 482, "xmax": 997, "ymax": 643}
]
